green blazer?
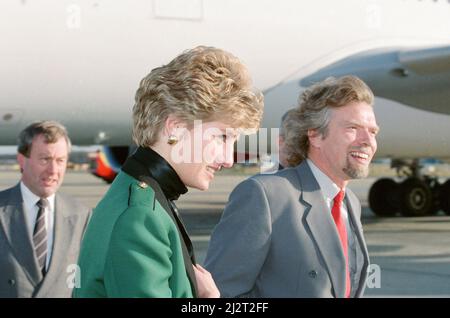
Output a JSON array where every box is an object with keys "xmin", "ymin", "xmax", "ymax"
[{"xmin": 74, "ymin": 150, "xmax": 197, "ymax": 298}]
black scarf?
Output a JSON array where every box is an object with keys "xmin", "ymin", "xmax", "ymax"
[{"xmin": 121, "ymin": 146, "xmax": 197, "ymax": 296}]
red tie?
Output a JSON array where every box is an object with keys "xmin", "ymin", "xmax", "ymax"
[{"xmin": 332, "ymin": 190, "xmax": 351, "ymax": 298}]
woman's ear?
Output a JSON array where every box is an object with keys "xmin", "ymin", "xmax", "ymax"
[{"xmin": 163, "ymin": 115, "xmax": 187, "ymax": 142}]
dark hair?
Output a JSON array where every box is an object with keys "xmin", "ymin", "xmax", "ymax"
[{"xmin": 18, "ymin": 121, "xmax": 72, "ymax": 157}]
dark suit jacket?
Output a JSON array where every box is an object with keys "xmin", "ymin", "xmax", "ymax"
[
  {"xmin": 205, "ymin": 161, "xmax": 370, "ymax": 298},
  {"xmin": 0, "ymin": 184, "xmax": 91, "ymax": 297}
]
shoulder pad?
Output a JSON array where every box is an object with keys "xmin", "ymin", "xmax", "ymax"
[{"xmin": 129, "ymin": 181, "xmax": 155, "ymax": 207}]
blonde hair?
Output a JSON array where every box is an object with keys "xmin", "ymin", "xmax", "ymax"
[
  {"xmin": 132, "ymin": 46, "xmax": 264, "ymax": 147},
  {"xmin": 284, "ymin": 76, "xmax": 374, "ymax": 167}
]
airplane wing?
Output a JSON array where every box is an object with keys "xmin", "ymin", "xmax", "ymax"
[{"xmin": 301, "ymin": 45, "xmax": 450, "ymax": 115}]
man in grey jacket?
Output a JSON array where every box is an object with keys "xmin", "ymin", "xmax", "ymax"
[
  {"xmin": 0, "ymin": 121, "xmax": 91, "ymax": 297},
  {"xmin": 205, "ymin": 76, "xmax": 379, "ymax": 298}
]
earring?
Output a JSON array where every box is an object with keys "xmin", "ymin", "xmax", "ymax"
[{"xmin": 167, "ymin": 135, "xmax": 178, "ymax": 145}]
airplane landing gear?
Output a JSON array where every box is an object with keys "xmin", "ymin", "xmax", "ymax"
[
  {"xmin": 440, "ymin": 180, "xmax": 450, "ymax": 215},
  {"xmin": 369, "ymin": 159, "xmax": 444, "ymax": 217},
  {"xmin": 368, "ymin": 178, "xmax": 399, "ymax": 216},
  {"xmin": 399, "ymin": 177, "xmax": 437, "ymax": 216}
]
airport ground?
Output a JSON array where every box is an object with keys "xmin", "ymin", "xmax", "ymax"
[{"xmin": 1, "ymin": 165, "xmax": 450, "ymax": 297}]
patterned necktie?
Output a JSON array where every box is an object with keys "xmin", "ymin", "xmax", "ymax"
[
  {"xmin": 331, "ymin": 190, "xmax": 351, "ymax": 298},
  {"xmin": 34, "ymin": 198, "xmax": 49, "ymax": 276}
]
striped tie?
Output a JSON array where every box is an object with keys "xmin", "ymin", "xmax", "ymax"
[{"xmin": 34, "ymin": 198, "xmax": 49, "ymax": 276}]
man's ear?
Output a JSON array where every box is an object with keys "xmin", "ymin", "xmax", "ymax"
[
  {"xmin": 17, "ymin": 153, "xmax": 26, "ymax": 173},
  {"xmin": 278, "ymin": 135, "xmax": 285, "ymax": 147},
  {"xmin": 307, "ymin": 129, "xmax": 322, "ymax": 148}
]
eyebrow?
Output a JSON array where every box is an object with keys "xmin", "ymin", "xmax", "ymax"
[
  {"xmin": 344, "ymin": 121, "xmax": 380, "ymax": 132},
  {"xmin": 222, "ymin": 128, "xmax": 238, "ymax": 136},
  {"xmin": 38, "ymin": 153, "xmax": 68, "ymax": 158}
]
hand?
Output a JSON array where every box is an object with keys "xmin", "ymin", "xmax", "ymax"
[{"xmin": 193, "ymin": 264, "xmax": 220, "ymax": 298}]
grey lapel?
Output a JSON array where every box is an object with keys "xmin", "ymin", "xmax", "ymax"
[
  {"xmin": 0, "ymin": 184, "xmax": 43, "ymax": 285},
  {"xmin": 295, "ymin": 161, "xmax": 348, "ymax": 298},
  {"xmin": 345, "ymin": 192, "xmax": 370, "ymax": 296},
  {"xmin": 36, "ymin": 193, "xmax": 78, "ymax": 294}
]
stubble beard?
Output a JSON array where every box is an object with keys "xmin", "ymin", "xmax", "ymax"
[{"xmin": 343, "ymin": 158, "xmax": 369, "ymax": 179}]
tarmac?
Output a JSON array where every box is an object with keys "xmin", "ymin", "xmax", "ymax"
[{"xmin": 1, "ymin": 169, "xmax": 450, "ymax": 297}]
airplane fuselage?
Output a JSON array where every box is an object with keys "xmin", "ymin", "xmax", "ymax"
[{"xmin": 1, "ymin": 0, "xmax": 450, "ymax": 160}]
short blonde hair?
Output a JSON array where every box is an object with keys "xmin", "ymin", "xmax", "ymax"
[
  {"xmin": 284, "ymin": 76, "xmax": 374, "ymax": 167},
  {"xmin": 133, "ymin": 46, "xmax": 264, "ymax": 147}
]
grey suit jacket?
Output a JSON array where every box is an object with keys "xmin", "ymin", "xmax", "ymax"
[
  {"xmin": 0, "ymin": 184, "xmax": 91, "ymax": 298},
  {"xmin": 205, "ymin": 161, "xmax": 370, "ymax": 298}
]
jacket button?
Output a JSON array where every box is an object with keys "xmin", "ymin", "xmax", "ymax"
[
  {"xmin": 8, "ymin": 279, "xmax": 16, "ymax": 286},
  {"xmin": 309, "ymin": 270, "xmax": 317, "ymax": 279}
]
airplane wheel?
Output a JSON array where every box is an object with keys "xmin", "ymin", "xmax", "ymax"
[
  {"xmin": 369, "ymin": 178, "xmax": 399, "ymax": 216},
  {"xmin": 430, "ymin": 181, "xmax": 442, "ymax": 215},
  {"xmin": 440, "ymin": 180, "xmax": 450, "ymax": 215},
  {"xmin": 400, "ymin": 178, "xmax": 433, "ymax": 217}
]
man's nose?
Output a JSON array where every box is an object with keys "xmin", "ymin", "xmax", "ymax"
[
  {"xmin": 47, "ymin": 159, "xmax": 58, "ymax": 173},
  {"xmin": 358, "ymin": 129, "xmax": 374, "ymax": 147}
]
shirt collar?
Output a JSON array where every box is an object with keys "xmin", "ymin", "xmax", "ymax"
[
  {"xmin": 20, "ymin": 181, "xmax": 55, "ymax": 212},
  {"xmin": 306, "ymin": 158, "xmax": 342, "ymax": 202}
]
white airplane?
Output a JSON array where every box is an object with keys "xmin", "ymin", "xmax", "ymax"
[{"xmin": 1, "ymin": 0, "xmax": 450, "ymax": 217}]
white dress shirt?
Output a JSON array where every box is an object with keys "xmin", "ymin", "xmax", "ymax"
[
  {"xmin": 20, "ymin": 182, "xmax": 55, "ymax": 270},
  {"xmin": 306, "ymin": 159, "xmax": 350, "ymax": 224}
]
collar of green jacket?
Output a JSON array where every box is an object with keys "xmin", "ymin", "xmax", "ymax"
[{"xmin": 129, "ymin": 147, "xmax": 188, "ymax": 201}]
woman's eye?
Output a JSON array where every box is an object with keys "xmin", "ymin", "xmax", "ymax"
[{"xmin": 215, "ymin": 135, "xmax": 227, "ymax": 143}]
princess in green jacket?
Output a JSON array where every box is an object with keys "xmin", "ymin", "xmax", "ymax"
[{"xmin": 74, "ymin": 46, "xmax": 263, "ymax": 298}]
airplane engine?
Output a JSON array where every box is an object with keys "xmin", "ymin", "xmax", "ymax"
[{"xmin": 90, "ymin": 146, "xmax": 133, "ymax": 183}]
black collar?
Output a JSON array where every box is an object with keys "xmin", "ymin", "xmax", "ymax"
[
  {"xmin": 120, "ymin": 147, "xmax": 197, "ymax": 296},
  {"xmin": 131, "ymin": 147, "xmax": 188, "ymax": 201}
]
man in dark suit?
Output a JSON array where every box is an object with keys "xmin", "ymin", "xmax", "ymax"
[
  {"xmin": 205, "ymin": 76, "xmax": 379, "ymax": 298},
  {"xmin": 0, "ymin": 121, "xmax": 91, "ymax": 297},
  {"xmin": 262, "ymin": 109, "xmax": 293, "ymax": 174},
  {"xmin": 277, "ymin": 109, "xmax": 294, "ymax": 170}
]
